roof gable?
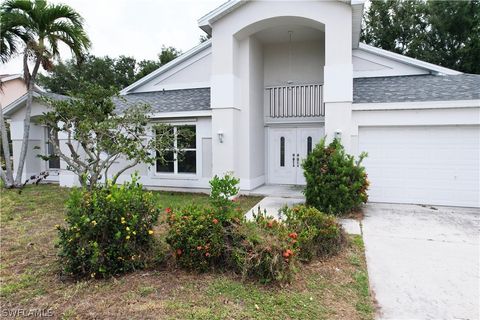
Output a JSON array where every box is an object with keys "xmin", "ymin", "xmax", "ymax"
[
  {"xmin": 120, "ymin": 40, "xmax": 212, "ymax": 95},
  {"xmin": 198, "ymin": 0, "xmax": 365, "ymax": 48},
  {"xmin": 357, "ymin": 43, "xmax": 462, "ymax": 76}
]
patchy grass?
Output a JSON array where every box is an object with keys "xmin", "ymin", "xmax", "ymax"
[{"xmin": 0, "ymin": 184, "xmax": 374, "ymax": 319}]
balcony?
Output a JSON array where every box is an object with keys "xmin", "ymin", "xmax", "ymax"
[{"xmin": 265, "ymin": 84, "xmax": 324, "ymax": 118}]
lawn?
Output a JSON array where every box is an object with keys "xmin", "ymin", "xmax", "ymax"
[{"xmin": 0, "ymin": 184, "xmax": 374, "ymax": 319}]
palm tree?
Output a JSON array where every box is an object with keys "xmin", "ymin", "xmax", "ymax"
[{"xmin": 0, "ymin": 0, "xmax": 91, "ymax": 188}]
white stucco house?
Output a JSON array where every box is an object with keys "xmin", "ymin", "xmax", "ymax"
[{"xmin": 3, "ymin": 0, "xmax": 480, "ymax": 207}]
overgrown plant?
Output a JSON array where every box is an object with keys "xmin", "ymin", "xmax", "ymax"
[
  {"xmin": 302, "ymin": 138, "xmax": 369, "ymax": 215},
  {"xmin": 281, "ymin": 205, "xmax": 345, "ymax": 262},
  {"xmin": 165, "ymin": 204, "xmax": 228, "ymax": 272},
  {"xmin": 228, "ymin": 208, "xmax": 297, "ymax": 283},
  {"xmin": 37, "ymin": 84, "xmax": 192, "ymax": 189},
  {"xmin": 57, "ymin": 174, "xmax": 159, "ymax": 278}
]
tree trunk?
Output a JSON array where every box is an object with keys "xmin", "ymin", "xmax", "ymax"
[
  {"xmin": 0, "ymin": 104, "xmax": 14, "ymax": 187},
  {"xmin": 14, "ymin": 55, "xmax": 42, "ymax": 187}
]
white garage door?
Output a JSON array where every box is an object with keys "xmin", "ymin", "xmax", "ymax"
[{"xmin": 359, "ymin": 125, "xmax": 480, "ymax": 207}]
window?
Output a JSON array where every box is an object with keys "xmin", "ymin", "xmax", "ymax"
[
  {"xmin": 307, "ymin": 136, "xmax": 313, "ymax": 155},
  {"xmin": 280, "ymin": 137, "xmax": 285, "ymax": 167},
  {"xmin": 156, "ymin": 125, "xmax": 196, "ymax": 174},
  {"xmin": 46, "ymin": 128, "xmax": 60, "ymax": 169}
]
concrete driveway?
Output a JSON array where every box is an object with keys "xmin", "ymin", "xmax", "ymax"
[{"xmin": 362, "ymin": 203, "xmax": 479, "ymax": 320}]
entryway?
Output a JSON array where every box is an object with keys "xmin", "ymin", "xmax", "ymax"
[{"xmin": 267, "ymin": 126, "xmax": 324, "ymax": 185}]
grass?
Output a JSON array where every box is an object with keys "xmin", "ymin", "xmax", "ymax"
[{"xmin": 0, "ymin": 184, "xmax": 375, "ymax": 319}]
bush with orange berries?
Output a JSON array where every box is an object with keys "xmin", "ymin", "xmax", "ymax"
[
  {"xmin": 165, "ymin": 204, "xmax": 230, "ymax": 272},
  {"xmin": 281, "ymin": 205, "xmax": 345, "ymax": 262}
]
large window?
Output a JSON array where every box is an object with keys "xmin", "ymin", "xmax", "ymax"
[{"xmin": 156, "ymin": 125, "xmax": 196, "ymax": 174}]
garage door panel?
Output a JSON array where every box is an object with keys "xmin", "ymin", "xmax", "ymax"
[{"xmin": 359, "ymin": 126, "xmax": 480, "ymax": 207}]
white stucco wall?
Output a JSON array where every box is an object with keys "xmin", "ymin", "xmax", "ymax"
[
  {"xmin": 209, "ymin": 0, "xmax": 353, "ymax": 188},
  {"xmin": 263, "ymin": 40, "xmax": 324, "ymax": 86},
  {"xmin": 350, "ymin": 101, "xmax": 480, "ymax": 156},
  {"xmin": 133, "ymin": 47, "xmax": 212, "ymax": 92},
  {"xmin": 352, "ymin": 49, "xmax": 430, "ymax": 78},
  {"xmin": 9, "ymin": 101, "xmax": 51, "ymax": 182},
  {"xmin": 113, "ymin": 116, "xmax": 213, "ymax": 188},
  {"xmin": 7, "ymin": 98, "xmax": 213, "ymax": 188}
]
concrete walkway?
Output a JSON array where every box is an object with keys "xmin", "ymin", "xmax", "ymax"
[{"xmin": 362, "ymin": 203, "xmax": 480, "ymax": 320}]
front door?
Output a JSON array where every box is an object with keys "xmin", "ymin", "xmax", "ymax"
[{"xmin": 268, "ymin": 127, "xmax": 324, "ymax": 185}]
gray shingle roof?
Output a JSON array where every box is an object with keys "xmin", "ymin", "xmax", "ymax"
[
  {"xmin": 115, "ymin": 88, "xmax": 210, "ymax": 113},
  {"xmin": 41, "ymin": 91, "xmax": 70, "ymax": 101},
  {"xmin": 353, "ymin": 74, "xmax": 480, "ymax": 103},
  {"xmin": 112, "ymin": 75, "xmax": 479, "ymax": 114}
]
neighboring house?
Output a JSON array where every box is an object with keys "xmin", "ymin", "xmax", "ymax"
[
  {"xmin": 3, "ymin": 0, "xmax": 479, "ymax": 207},
  {"xmin": 0, "ymin": 74, "xmax": 28, "ymax": 108}
]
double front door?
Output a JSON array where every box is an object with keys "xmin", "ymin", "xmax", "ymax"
[{"xmin": 268, "ymin": 127, "xmax": 324, "ymax": 185}]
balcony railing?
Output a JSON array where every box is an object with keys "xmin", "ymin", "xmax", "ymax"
[{"xmin": 266, "ymin": 84, "xmax": 324, "ymax": 118}]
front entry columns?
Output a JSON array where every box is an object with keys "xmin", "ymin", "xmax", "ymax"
[
  {"xmin": 210, "ymin": 33, "xmax": 241, "ymax": 176},
  {"xmin": 323, "ymin": 18, "xmax": 353, "ymax": 152}
]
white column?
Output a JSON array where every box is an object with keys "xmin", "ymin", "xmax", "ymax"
[
  {"xmin": 210, "ymin": 30, "xmax": 241, "ymax": 177},
  {"xmin": 323, "ymin": 14, "xmax": 354, "ymax": 152}
]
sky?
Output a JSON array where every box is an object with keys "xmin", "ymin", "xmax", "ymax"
[{"xmin": 0, "ymin": 0, "xmax": 226, "ymax": 74}]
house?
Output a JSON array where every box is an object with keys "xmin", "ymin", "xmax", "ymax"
[
  {"xmin": 3, "ymin": 0, "xmax": 479, "ymax": 207},
  {"xmin": 1, "ymin": 74, "xmax": 29, "ymax": 107}
]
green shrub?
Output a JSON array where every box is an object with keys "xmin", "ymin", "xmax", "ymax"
[
  {"xmin": 165, "ymin": 205, "xmax": 229, "ymax": 272},
  {"xmin": 209, "ymin": 172, "xmax": 240, "ymax": 212},
  {"xmin": 281, "ymin": 205, "xmax": 345, "ymax": 262},
  {"xmin": 302, "ymin": 138, "xmax": 369, "ymax": 215},
  {"xmin": 227, "ymin": 209, "xmax": 297, "ymax": 284},
  {"xmin": 57, "ymin": 174, "xmax": 159, "ymax": 278},
  {"xmin": 165, "ymin": 194, "xmax": 297, "ymax": 283}
]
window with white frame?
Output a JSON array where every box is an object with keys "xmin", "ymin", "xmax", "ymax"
[
  {"xmin": 156, "ymin": 125, "xmax": 196, "ymax": 174},
  {"xmin": 45, "ymin": 127, "xmax": 60, "ymax": 169}
]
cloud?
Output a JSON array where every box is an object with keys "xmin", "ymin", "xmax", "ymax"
[{"xmin": 0, "ymin": 0, "xmax": 224, "ymax": 74}]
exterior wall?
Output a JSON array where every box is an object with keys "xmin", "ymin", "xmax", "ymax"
[
  {"xmin": 8, "ymin": 99, "xmax": 213, "ymax": 188},
  {"xmin": 9, "ymin": 101, "xmax": 51, "ymax": 182},
  {"xmin": 263, "ymin": 40, "xmax": 324, "ymax": 86},
  {"xmin": 111, "ymin": 116, "xmax": 213, "ymax": 189},
  {"xmin": 0, "ymin": 78, "xmax": 27, "ymax": 108},
  {"xmin": 209, "ymin": 0, "xmax": 353, "ymax": 189},
  {"xmin": 353, "ymin": 49, "xmax": 430, "ymax": 78},
  {"xmin": 235, "ymin": 36, "xmax": 265, "ymax": 189},
  {"xmin": 134, "ymin": 47, "xmax": 212, "ymax": 92},
  {"xmin": 58, "ymin": 116, "xmax": 213, "ymax": 188},
  {"xmin": 350, "ymin": 101, "xmax": 480, "ymax": 157}
]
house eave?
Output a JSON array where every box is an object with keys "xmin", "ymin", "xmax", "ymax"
[
  {"xmin": 2, "ymin": 92, "xmax": 37, "ymax": 117},
  {"xmin": 198, "ymin": 0, "xmax": 364, "ymax": 48},
  {"xmin": 197, "ymin": 0, "xmax": 246, "ymax": 35},
  {"xmin": 148, "ymin": 110, "xmax": 212, "ymax": 119},
  {"xmin": 352, "ymin": 99, "xmax": 480, "ymax": 111}
]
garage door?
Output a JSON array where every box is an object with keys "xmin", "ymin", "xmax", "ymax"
[{"xmin": 359, "ymin": 126, "xmax": 480, "ymax": 207}]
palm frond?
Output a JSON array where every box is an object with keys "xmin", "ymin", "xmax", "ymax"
[{"xmin": 0, "ymin": 0, "xmax": 90, "ymax": 65}]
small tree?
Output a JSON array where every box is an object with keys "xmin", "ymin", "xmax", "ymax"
[
  {"xmin": 37, "ymin": 84, "xmax": 191, "ymax": 189},
  {"xmin": 0, "ymin": 0, "xmax": 90, "ymax": 188}
]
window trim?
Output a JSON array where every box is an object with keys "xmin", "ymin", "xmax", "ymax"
[
  {"xmin": 154, "ymin": 123, "xmax": 197, "ymax": 177},
  {"xmin": 44, "ymin": 127, "xmax": 60, "ymax": 171}
]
